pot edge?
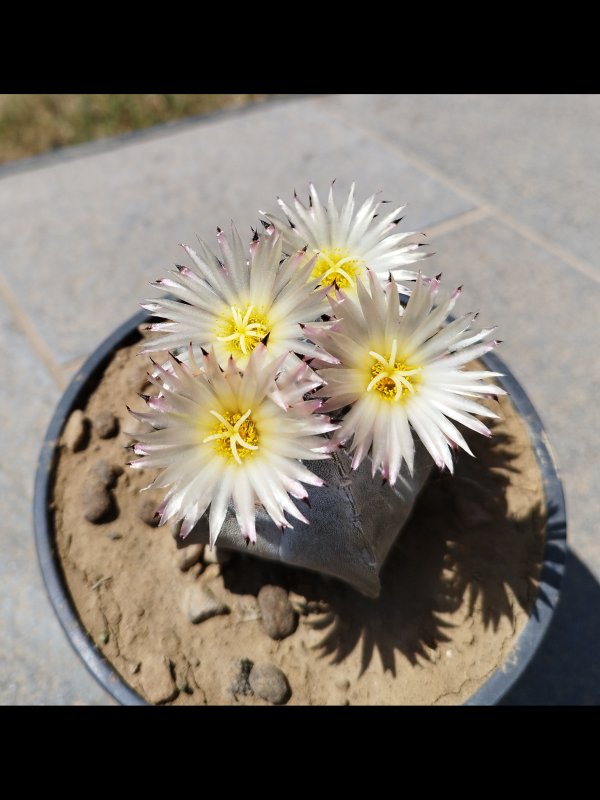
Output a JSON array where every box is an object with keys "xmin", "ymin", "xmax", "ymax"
[{"xmin": 33, "ymin": 310, "xmax": 568, "ymax": 707}]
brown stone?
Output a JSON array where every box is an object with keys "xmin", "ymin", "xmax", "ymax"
[
  {"xmin": 139, "ymin": 654, "xmax": 178, "ymax": 704},
  {"xmin": 138, "ymin": 498, "xmax": 159, "ymax": 527},
  {"xmin": 176, "ymin": 544, "xmax": 204, "ymax": 572},
  {"xmin": 92, "ymin": 411, "xmax": 119, "ymax": 439},
  {"xmin": 182, "ymin": 584, "xmax": 230, "ymax": 624},
  {"xmin": 258, "ymin": 585, "xmax": 297, "ymax": 640},
  {"xmin": 249, "ymin": 663, "xmax": 291, "ymax": 705},
  {"xmin": 63, "ymin": 409, "xmax": 88, "ymax": 452},
  {"xmin": 81, "ymin": 480, "xmax": 113, "ymax": 523}
]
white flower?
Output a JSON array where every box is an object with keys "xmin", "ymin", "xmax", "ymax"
[
  {"xmin": 141, "ymin": 226, "xmax": 332, "ymax": 369},
  {"xmin": 261, "ymin": 182, "xmax": 431, "ymax": 295},
  {"xmin": 128, "ymin": 344, "xmax": 337, "ymax": 546},
  {"xmin": 306, "ymin": 271, "xmax": 505, "ymax": 483}
]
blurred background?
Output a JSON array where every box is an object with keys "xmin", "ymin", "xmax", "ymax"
[
  {"xmin": 0, "ymin": 94, "xmax": 271, "ymax": 164},
  {"xmin": 1, "ymin": 93, "xmax": 598, "ymax": 705}
]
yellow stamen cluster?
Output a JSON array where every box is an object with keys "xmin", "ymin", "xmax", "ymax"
[
  {"xmin": 366, "ymin": 339, "xmax": 421, "ymax": 402},
  {"xmin": 310, "ymin": 247, "xmax": 364, "ymax": 290},
  {"xmin": 203, "ymin": 409, "xmax": 259, "ymax": 464},
  {"xmin": 216, "ymin": 305, "xmax": 270, "ymax": 358}
]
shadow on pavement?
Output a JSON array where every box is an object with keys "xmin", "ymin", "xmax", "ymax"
[{"xmin": 503, "ymin": 549, "xmax": 600, "ymax": 705}]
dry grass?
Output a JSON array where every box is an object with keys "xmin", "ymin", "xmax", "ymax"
[{"xmin": 0, "ymin": 94, "xmax": 272, "ymax": 165}]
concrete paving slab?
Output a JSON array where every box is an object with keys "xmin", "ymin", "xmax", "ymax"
[
  {"xmin": 0, "ymin": 97, "xmax": 472, "ymax": 366},
  {"xmin": 2, "ymin": 94, "xmax": 598, "ymax": 704},
  {"xmin": 428, "ymin": 217, "xmax": 600, "ymax": 579},
  {"xmin": 0, "ymin": 298, "xmax": 112, "ymax": 704},
  {"xmin": 324, "ymin": 94, "xmax": 600, "ymax": 273}
]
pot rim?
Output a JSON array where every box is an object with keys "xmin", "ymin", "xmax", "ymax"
[{"xmin": 33, "ymin": 310, "xmax": 567, "ymax": 706}]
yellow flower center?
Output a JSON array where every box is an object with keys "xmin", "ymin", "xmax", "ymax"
[
  {"xmin": 216, "ymin": 304, "xmax": 270, "ymax": 358},
  {"xmin": 310, "ymin": 247, "xmax": 364, "ymax": 290},
  {"xmin": 202, "ymin": 409, "xmax": 259, "ymax": 465},
  {"xmin": 366, "ymin": 339, "xmax": 422, "ymax": 402}
]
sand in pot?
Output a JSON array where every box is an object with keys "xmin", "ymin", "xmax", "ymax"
[{"xmin": 52, "ymin": 335, "xmax": 546, "ymax": 705}]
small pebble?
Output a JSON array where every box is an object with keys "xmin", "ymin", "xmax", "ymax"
[
  {"xmin": 258, "ymin": 585, "xmax": 297, "ymax": 640},
  {"xmin": 92, "ymin": 411, "xmax": 119, "ymax": 439},
  {"xmin": 128, "ymin": 359, "xmax": 153, "ymax": 392},
  {"xmin": 306, "ymin": 599, "xmax": 330, "ymax": 615},
  {"xmin": 287, "ymin": 593, "xmax": 329, "ymax": 616},
  {"xmin": 82, "ymin": 480, "xmax": 113, "ymax": 523},
  {"xmin": 190, "ymin": 563, "xmax": 205, "ymax": 579},
  {"xmin": 203, "ymin": 546, "xmax": 233, "ymax": 565},
  {"xmin": 99, "ymin": 630, "xmax": 110, "ymax": 645},
  {"xmin": 249, "ymin": 663, "xmax": 291, "ymax": 705},
  {"xmin": 201, "ymin": 564, "xmax": 222, "ymax": 582},
  {"xmin": 182, "ymin": 584, "xmax": 230, "ymax": 624},
  {"xmin": 138, "ymin": 498, "xmax": 159, "ymax": 527},
  {"xmin": 106, "ymin": 531, "xmax": 123, "ymax": 541},
  {"xmin": 90, "ymin": 459, "xmax": 123, "ymax": 488},
  {"xmin": 288, "ymin": 591, "xmax": 308, "ymax": 614},
  {"xmin": 176, "ymin": 543, "xmax": 204, "ymax": 572},
  {"xmin": 229, "ymin": 658, "xmax": 254, "ymax": 698},
  {"xmin": 139, "ymin": 654, "xmax": 178, "ymax": 704},
  {"xmin": 63, "ymin": 409, "xmax": 88, "ymax": 452},
  {"xmin": 129, "ymin": 662, "xmax": 141, "ymax": 675},
  {"xmin": 335, "ymin": 678, "xmax": 350, "ymax": 691},
  {"xmin": 236, "ymin": 596, "xmax": 261, "ymax": 622}
]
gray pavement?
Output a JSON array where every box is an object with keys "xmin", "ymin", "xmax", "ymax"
[{"xmin": 1, "ymin": 94, "xmax": 598, "ymax": 704}]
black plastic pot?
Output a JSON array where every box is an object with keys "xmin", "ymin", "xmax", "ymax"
[{"xmin": 34, "ymin": 310, "xmax": 567, "ymax": 706}]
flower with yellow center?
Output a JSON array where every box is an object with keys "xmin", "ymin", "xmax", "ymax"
[
  {"xmin": 204, "ymin": 409, "xmax": 259, "ymax": 463},
  {"xmin": 141, "ymin": 226, "xmax": 334, "ymax": 369},
  {"xmin": 215, "ymin": 304, "xmax": 270, "ymax": 359},
  {"xmin": 310, "ymin": 247, "xmax": 365, "ymax": 291},
  {"xmin": 305, "ymin": 270, "xmax": 504, "ymax": 483},
  {"xmin": 366, "ymin": 339, "xmax": 422, "ymax": 400},
  {"xmin": 128, "ymin": 344, "xmax": 337, "ymax": 545},
  {"xmin": 261, "ymin": 182, "xmax": 431, "ymax": 295}
]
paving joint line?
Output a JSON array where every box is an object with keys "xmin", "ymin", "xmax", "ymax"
[
  {"xmin": 318, "ymin": 97, "xmax": 600, "ymax": 287},
  {"xmin": 423, "ymin": 207, "xmax": 491, "ymax": 239},
  {"xmin": 0, "ymin": 273, "xmax": 66, "ymax": 390}
]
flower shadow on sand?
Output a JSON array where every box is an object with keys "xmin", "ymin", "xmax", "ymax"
[{"xmin": 220, "ymin": 416, "xmax": 547, "ymax": 677}]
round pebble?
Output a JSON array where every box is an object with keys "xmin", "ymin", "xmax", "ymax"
[
  {"xmin": 249, "ymin": 663, "xmax": 291, "ymax": 705},
  {"xmin": 138, "ymin": 498, "xmax": 160, "ymax": 527},
  {"xmin": 335, "ymin": 678, "xmax": 350, "ymax": 691},
  {"xmin": 257, "ymin": 585, "xmax": 297, "ymax": 640},
  {"xmin": 202, "ymin": 563, "xmax": 221, "ymax": 582},
  {"xmin": 288, "ymin": 591, "xmax": 308, "ymax": 614},
  {"xmin": 176, "ymin": 544, "xmax": 204, "ymax": 572},
  {"xmin": 63, "ymin": 409, "xmax": 88, "ymax": 452},
  {"xmin": 139, "ymin": 654, "xmax": 178, "ymax": 704},
  {"xmin": 90, "ymin": 459, "xmax": 123, "ymax": 488},
  {"xmin": 92, "ymin": 411, "xmax": 119, "ymax": 439},
  {"xmin": 182, "ymin": 584, "xmax": 230, "ymax": 624},
  {"xmin": 81, "ymin": 480, "xmax": 113, "ymax": 523}
]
